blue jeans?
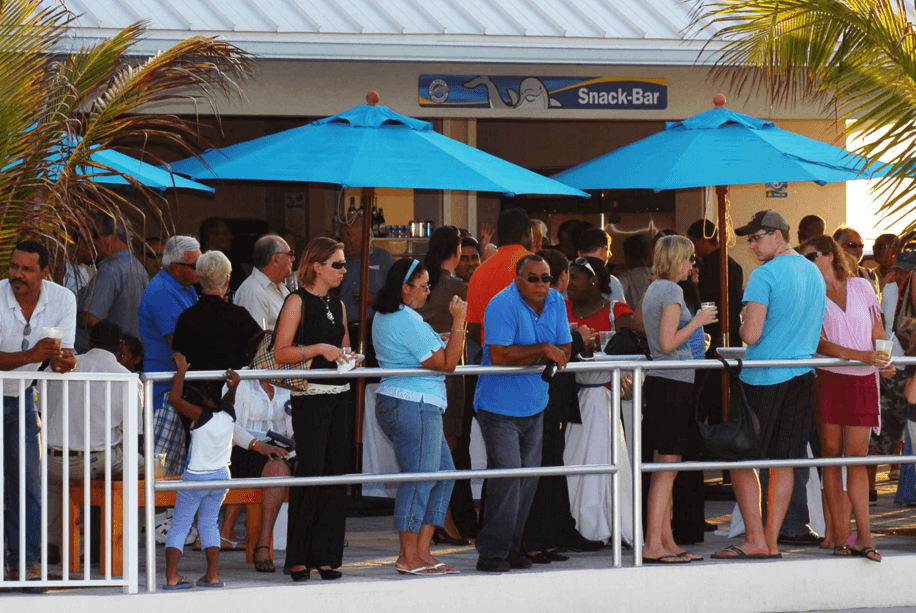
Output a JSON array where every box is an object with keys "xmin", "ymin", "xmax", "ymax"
[
  {"xmin": 166, "ymin": 467, "xmax": 229, "ymax": 550},
  {"xmin": 376, "ymin": 395, "xmax": 454, "ymax": 533},
  {"xmin": 475, "ymin": 408, "xmax": 543, "ymax": 558},
  {"xmin": 3, "ymin": 391, "xmax": 41, "ymax": 566}
]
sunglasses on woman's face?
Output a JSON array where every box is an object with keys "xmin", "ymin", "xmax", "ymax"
[
  {"xmin": 327, "ymin": 261, "xmax": 346, "ymax": 269},
  {"xmin": 804, "ymin": 251, "xmax": 822, "ymax": 262}
]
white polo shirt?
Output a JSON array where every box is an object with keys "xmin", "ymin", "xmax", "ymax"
[
  {"xmin": 0, "ymin": 279, "xmax": 77, "ymax": 397},
  {"xmin": 45, "ymin": 347, "xmax": 140, "ymax": 449},
  {"xmin": 233, "ymin": 267, "xmax": 289, "ymax": 330}
]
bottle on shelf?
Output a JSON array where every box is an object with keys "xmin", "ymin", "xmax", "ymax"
[
  {"xmin": 371, "ymin": 206, "xmax": 380, "ymax": 237},
  {"xmin": 378, "ymin": 208, "xmax": 387, "ymax": 238},
  {"xmin": 346, "ymin": 197, "xmax": 357, "ymax": 219}
]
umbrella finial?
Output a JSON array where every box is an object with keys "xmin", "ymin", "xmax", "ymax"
[
  {"xmin": 366, "ymin": 91, "xmax": 380, "ymax": 106},
  {"xmin": 713, "ymin": 94, "xmax": 727, "ymax": 108}
]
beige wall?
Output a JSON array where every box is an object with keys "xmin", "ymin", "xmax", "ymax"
[{"xmin": 141, "ymin": 62, "xmax": 850, "ymax": 286}]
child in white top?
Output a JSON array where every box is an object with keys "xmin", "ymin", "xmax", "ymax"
[{"xmin": 163, "ymin": 352, "xmax": 239, "ymax": 590}]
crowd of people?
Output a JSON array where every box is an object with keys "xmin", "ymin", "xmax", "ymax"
[{"xmin": 3, "ymin": 204, "xmax": 916, "ymax": 587}]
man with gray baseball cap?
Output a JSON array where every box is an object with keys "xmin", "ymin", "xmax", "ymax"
[{"xmin": 712, "ymin": 209, "xmax": 826, "ymax": 561}]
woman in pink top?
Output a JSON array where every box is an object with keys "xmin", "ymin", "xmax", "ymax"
[{"xmin": 799, "ymin": 236, "xmax": 895, "ymax": 562}]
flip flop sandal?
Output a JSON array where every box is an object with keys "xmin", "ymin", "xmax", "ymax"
[
  {"xmin": 711, "ymin": 545, "xmax": 769, "ymax": 560},
  {"xmin": 395, "ymin": 564, "xmax": 444, "ymax": 575},
  {"xmin": 676, "ymin": 551, "xmax": 703, "ymax": 561},
  {"xmin": 196, "ymin": 576, "xmax": 225, "ymax": 588},
  {"xmin": 850, "ymin": 547, "xmax": 881, "ymax": 562},
  {"xmin": 834, "ymin": 545, "xmax": 852, "ymax": 556},
  {"xmin": 431, "ymin": 562, "xmax": 460, "ymax": 574},
  {"xmin": 162, "ymin": 576, "xmax": 194, "ymax": 590},
  {"xmin": 643, "ymin": 554, "xmax": 691, "ymax": 564}
]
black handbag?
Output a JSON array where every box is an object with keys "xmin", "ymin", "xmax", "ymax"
[
  {"xmin": 603, "ymin": 326, "xmax": 651, "ymax": 359},
  {"xmin": 695, "ymin": 358, "xmax": 761, "ymax": 461}
]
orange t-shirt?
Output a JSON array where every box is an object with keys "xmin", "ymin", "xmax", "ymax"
[{"xmin": 466, "ymin": 244, "xmax": 533, "ymax": 345}]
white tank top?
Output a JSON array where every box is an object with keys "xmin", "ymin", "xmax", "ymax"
[{"xmin": 187, "ymin": 410, "xmax": 235, "ymax": 473}]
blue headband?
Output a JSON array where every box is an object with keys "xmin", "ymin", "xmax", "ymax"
[{"xmin": 403, "ymin": 259, "xmax": 419, "ymax": 284}]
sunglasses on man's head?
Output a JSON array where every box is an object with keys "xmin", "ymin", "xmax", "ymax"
[{"xmin": 523, "ymin": 274, "xmax": 553, "ymax": 284}]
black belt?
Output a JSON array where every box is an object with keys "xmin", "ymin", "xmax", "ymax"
[{"xmin": 49, "ymin": 448, "xmax": 87, "ymax": 457}]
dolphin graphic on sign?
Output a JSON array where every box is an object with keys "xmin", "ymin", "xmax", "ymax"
[{"xmin": 462, "ymin": 76, "xmax": 563, "ymax": 109}]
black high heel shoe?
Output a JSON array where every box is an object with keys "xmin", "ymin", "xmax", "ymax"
[
  {"xmin": 432, "ymin": 528, "xmax": 471, "ymax": 546},
  {"xmin": 290, "ymin": 567, "xmax": 310, "ymax": 582},
  {"xmin": 317, "ymin": 568, "xmax": 342, "ymax": 580}
]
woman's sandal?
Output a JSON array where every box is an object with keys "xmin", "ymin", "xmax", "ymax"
[
  {"xmin": 253, "ymin": 546, "xmax": 276, "ymax": 573},
  {"xmin": 850, "ymin": 546, "xmax": 882, "ymax": 562},
  {"xmin": 833, "ymin": 544, "xmax": 852, "ymax": 556}
]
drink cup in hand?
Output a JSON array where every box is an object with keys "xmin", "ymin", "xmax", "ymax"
[
  {"xmin": 876, "ymin": 339, "xmax": 894, "ymax": 365},
  {"xmin": 701, "ymin": 302, "xmax": 715, "ymax": 311},
  {"xmin": 598, "ymin": 331, "xmax": 614, "ymax": 353},
  {"xmin": 43, "ymin": 326, "xmax": 63, "ymax": 347}
]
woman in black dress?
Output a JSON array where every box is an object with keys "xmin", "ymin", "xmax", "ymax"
[{"xmin": 273, "ymin": 237, "xmax": 353, "ymax": 582}]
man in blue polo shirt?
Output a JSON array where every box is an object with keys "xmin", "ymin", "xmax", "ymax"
[
  {"xmin": 138, "ymin": 235, "xmax": 200, "ymax": 477},
  {"xmin": 474, "ymin": 254, "xmax": 571, "ymax": 573}
]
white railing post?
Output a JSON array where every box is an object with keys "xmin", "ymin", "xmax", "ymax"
[
  {"xmin": 124, "ymin": 376, "xmax": 140, "ymax": 594},
  {"xmin": 631, "ymin": 365, "xmax": 643, "ymax": 567},
  {"xmin": 610, "ymin": 366, "xmax": 622, "ymax": 568},
  {"xmin": 143, "ymin": 379, "xmax": 157, "ymax": 593}
]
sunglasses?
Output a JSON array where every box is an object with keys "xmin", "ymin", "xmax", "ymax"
[
  {"xmin": 280, "ymin": 251, "xmax": 295, "ymax": 259},
  {"xmin": 408, "ymin": 283, "xmax": 431, "ymax": 292},
  {"xmin": 844, "ymin": 242, "xmax": 865, "ymax": 250},
  {"xmin": 689, "ymin": 254, "xmax": 696, "ymax": 264},
  {"xmin": 747, "ymin": 229, "xmax": 776, "ymax": 244},
  {"xmin": 172, "ymin": 262, "xmax": 197, "ymax": 269},
  {"xmin": 523, "ymin": 274, "xmax": 553, "ymax": 284},
  {"xmin": 21, "ymin": 322, "xmax": 31, "ymax": 351},
  {"xmin": 327, "ymin": 261, "xmax": 346, "ymax": 270},
  {"xmin": 573, "ymin": 257, "xmax": 597, "ymax": 276},
  {"xmin": 804, "ymin": 251, "xmax": 822, "ymax": 262}
]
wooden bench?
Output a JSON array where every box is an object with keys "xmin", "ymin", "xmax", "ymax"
[{"xmin": 67, "ymin": 478, "xmax": 283, "ymax": 576}]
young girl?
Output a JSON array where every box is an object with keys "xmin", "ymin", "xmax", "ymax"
[{"xmin": 163, "ymin": 353, "xmax": 239, "ymax": 589}]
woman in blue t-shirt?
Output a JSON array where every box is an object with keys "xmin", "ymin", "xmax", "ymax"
[
  {"xmin": 372, "ymin": 258, "xmax": 467, "ymax": 576},
  {"xmin": 640, "ymin": 235, "xmax": 717, "ymax": 564}
]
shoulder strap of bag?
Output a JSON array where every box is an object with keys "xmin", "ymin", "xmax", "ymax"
[{"xmin": 268, "ymin": 291, "xmax": 307, "ymax": 353}]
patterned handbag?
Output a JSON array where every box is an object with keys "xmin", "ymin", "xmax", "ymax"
[{"xmin": 251, "ymin": 306, "xmax": 312, "ymax": 392}]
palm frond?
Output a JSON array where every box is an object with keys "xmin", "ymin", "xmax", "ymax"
[
  {"xmin": 0, "ymin": 0, "xmax": 253, "ymax": 277},
  {"xmin": 693, "ymin": 0, "xmax": 916, "ymax": 232}
]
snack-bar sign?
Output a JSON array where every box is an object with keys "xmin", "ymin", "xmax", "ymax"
[{"xmin": 419, "ymin": 75, "xmax": 668, "ymax": 110}]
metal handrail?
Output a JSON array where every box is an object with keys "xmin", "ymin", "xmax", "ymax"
[{"xmin": 138, "ymin": 355, "xmax": 916, "ymax": 590}]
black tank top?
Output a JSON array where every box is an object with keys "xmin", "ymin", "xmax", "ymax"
[{"xmin": 290, "ymin": 288, "xmax": 347, "ymax": 386}]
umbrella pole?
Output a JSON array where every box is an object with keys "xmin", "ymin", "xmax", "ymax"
[
  {"xmin": 354, "ymin": 187, "xmax": 374, "ymax": 491},
  {"xmin": 717, "ymin": 185, "xmax": 731, "ymax": 420}
]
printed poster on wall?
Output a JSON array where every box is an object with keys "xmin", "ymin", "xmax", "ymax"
[{"xmin": 419, "ymin": 75, "xmax": 668, "ymax": 110}]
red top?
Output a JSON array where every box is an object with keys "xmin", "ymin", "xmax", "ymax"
[
  {"xmin": 565, "ymin": 300, "xmax": 634, "ymax": 330},
  {"xmin": 466, "ymin": 244, "xmax": 532, "ymax": 345}
]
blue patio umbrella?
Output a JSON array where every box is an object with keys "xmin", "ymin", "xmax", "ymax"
[
  {"xmin": 168, "ymin": 103, "xmax": 586, "ymax": 197},
  {"xmin": 552, "ymin": 104, "xmax": 888, "ymax": 190},
  {"xmin": 48, "ymin": 136, "xmax": 214, "ymax": 192}
]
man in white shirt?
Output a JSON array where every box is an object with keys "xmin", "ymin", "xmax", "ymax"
[
  {"xmin": 0, "ymin": 241, "xmax": 77, "ymax": 579},
  {"xmin": 233, "ymin": 235, "xmax": 294, "ymax": 330},
  {"xmin": 45, "ymin": 320, "xmax": 142, "ymax": 555}
]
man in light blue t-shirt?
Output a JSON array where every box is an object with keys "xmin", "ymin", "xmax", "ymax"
[
  {"xmin": 473, "ymin": 254, "xmax": 571, "ymax": 573},
  {"xmin": 712, "ymin": 210, "xmax": 826, "ymax": 562}
]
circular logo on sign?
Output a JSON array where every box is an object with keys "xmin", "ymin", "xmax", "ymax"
[{"xmin": 428, "ymin": 79, "xmax": 450, "ymax": 104}]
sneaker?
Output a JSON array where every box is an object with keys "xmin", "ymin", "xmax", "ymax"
[
  {"xmin": 153, "ymin": 510, "xmax": 173, "ymax": 545},
  {"xmin": 476, "ymin": 556, "xmax": 510, "ymax": 573},
  {"xmin": 506, "ymin": 550, "xmax": 533, "ymax": 569}
]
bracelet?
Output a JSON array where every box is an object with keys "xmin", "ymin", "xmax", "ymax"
[
  {"xmin": 451, "ymin": 328, "xmax": 466, "ymax": 333},
  {"xmin": 248, "ymin": 439, "xmax": 258, "ymax": 451},
  {"xmin": 299, "ymin": 346, "xmax": 305, "ymax": 360}
]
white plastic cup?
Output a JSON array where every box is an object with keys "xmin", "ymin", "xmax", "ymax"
[
  {"xmin": 598, "ymin": 331, "xmax": 614, "ymax": 351},
  {"xmin": 43, "ymin": 326, "xmax": 63, "ymax": 347},
  {"xmin": 701, "ymin": 302, "xmax": 716, "ymax": 311},
  {"xmin": 876, "ymin": 339, "xmax": 894, "ymax": 358}
]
